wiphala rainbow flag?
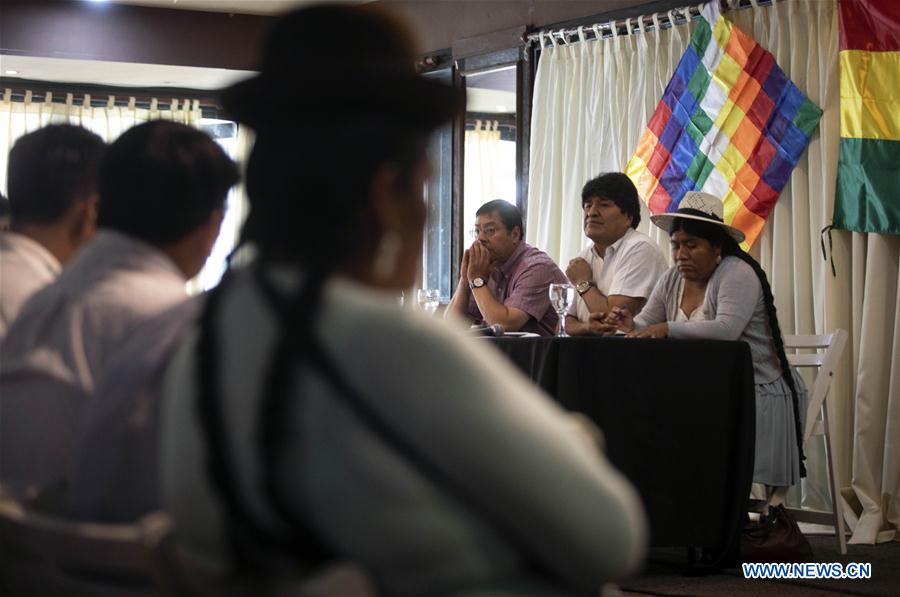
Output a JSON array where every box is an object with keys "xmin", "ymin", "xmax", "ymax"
[
  {"xmin": 833, "ymin": 0, "xmax": 900, "ymax": 236},
  {"xmin": 626, "ymin": 3, "xmax": 822, "ymax": 247}
]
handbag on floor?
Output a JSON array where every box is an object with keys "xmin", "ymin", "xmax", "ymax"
[{"xmin": 741, "ymin": 504, "xmax": 813, "ymax": 562}]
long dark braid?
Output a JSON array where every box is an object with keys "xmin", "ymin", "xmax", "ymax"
[
  {"xmin": 721, "ymin": 241, "xmax": 807, "ymax": 478},
  {"xmin": 672, "ymin": 217, "xmax": 807, "ymax": 478}
]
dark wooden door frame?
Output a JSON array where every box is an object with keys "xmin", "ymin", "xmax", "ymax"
[{"xmin": 451, "ymin": 27, "xmax": 526, "ymax": 291}]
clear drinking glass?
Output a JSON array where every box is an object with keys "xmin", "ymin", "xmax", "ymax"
[
  {"xmin": 549, "ymin": 283, "xmax": 575, "ymax": 337},
  {"xmin": 417, "ymin": 288, "xmax": 440, "ymax": 315}
]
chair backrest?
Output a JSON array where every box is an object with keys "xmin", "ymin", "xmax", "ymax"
[
  {"xmin": 0, "ymin": 488, "xmax": 379, "ymax": 597},
  {"xmin": 783, "ymin": 329, "xmax": 848, "ymax": 442},
  {"xmin": 0, "ymin": 489, "xmax": 197, "ymax": 596}
]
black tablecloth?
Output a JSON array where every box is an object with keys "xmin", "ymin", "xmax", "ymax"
[{"xmin": 485, "ymin": 336, "xmax": 755, "ymax": 563}]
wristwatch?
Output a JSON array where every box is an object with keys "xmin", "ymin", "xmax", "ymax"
[
  {"xmin": 575, "ymin": 280, "xmax": 595, "ymax": 295},
  {"xmin": 469, "ymin": 277, "xmax": 486, "ymax": 290}
]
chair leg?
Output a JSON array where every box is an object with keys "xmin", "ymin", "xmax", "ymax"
[{"xmin": 821, "ymin": 399, "xmax": 847, "ymax": 555}]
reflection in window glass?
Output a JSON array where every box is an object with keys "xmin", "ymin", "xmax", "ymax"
[
  {"xmin": 421, "ymin": 68, "xmax": 454, "ymax": 301},
  {"xmin": 463, "ymin": 64, "xmax": 517, "ymax": 237},
  {"xmin": 191, "ymin": 118, "xmax": 243, "ymax": 292},
  {"xmin": 464, "ymin": 124, "xmax": 516, "ymax": 229}
]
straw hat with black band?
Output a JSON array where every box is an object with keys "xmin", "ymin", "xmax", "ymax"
[{"xmin": 650, "ymin": 191, "xmax": 745, "ymax": 244}]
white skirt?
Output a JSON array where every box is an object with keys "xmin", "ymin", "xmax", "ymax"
[{"xmin": 753, "ymin": 369, "xmax": 808, "ymax": 487}]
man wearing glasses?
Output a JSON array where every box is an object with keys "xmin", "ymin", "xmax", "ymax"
[{"xmin": 446, "ymin": 200, "xmax": 566, "ymax": 336}]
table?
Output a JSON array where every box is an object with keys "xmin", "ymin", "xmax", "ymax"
[{"xmin": 485, "ymin": 336, "xmax": 755, "ymax": 566}]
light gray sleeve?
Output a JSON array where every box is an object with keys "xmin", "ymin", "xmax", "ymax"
[
  {"xmin": 347, "ymin": 314, "xmax": 649, "ymax": 589},
  {"xmin": 667, "ymin": 260, "xmax": 761, "ymax": 340},
  {"xmin": 634, "ymin": 267, "xmax": 675, "ymax": 327}
]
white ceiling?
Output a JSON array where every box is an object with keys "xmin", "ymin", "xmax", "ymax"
[
  {"xmin": 0, "ymin": 0, "xmax": 374, "ymax": 89},
  {"xmin": 467, "ymin": 88, "xmax": 516, "ymax": 115},
  {"xmin": 0, "ymin": 55, "xmax": 255, "ymax": 91}
]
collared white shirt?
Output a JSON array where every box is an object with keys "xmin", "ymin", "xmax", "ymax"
[
  {"xmin": 0, "ymin": 230, "xmax": 189, "ymax": 489},
  {"xmin": 0, "ymin": 232, "xmax": 62, "ymax": 341},
  {"xmin": 568, "ymin": 227, "xmax": 667, "ymax": 322},
  {"xmin": 66, "ymin": 296, "xmax": 203, "ymax": 522}
]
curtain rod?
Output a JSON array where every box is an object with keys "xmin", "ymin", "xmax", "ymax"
[
  {"xmin": 0, "ymin": 88, "xmax": 225, "ymax": 120},
  {"xmin": 2, "ymin": 88, "xmax": 201, "ymax": 111},
  {"xmin": 0, "ymin": 78, "xmax": 222, "ymax": 108},
  {"xmin": 525, "ymin": 0, "xmax": 775, "ymax": 48}
]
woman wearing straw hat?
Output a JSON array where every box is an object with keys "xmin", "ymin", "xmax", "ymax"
[
  {"xmin": 602, "ymin": 191, "xmax": 807, "ymax": 506},
  {"xmin": 157, "ymin": 4, "xmax": 646, "ymax": 595}
]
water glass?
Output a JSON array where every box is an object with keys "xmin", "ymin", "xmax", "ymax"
[
  {"xmin": 548, "ymin": 283, "xmax": 575, "ymax": 337},
  {"xmin": 417, "ymin": 288, "xmax": 440, "ymax": 315}
]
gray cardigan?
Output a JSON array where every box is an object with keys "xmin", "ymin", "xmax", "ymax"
[{"xmin": 635, "ymin": 256, "xmax": 783, "ymax": 384}]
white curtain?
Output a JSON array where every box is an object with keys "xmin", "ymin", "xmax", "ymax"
[
  {"xmin": 0, "ymin": 91, "xmax": 201, "ymax": 186},
  {"xmin": 0, "ymin": 90, "xmax": 250, "ymax": 293},
  {"xmin": 464, "ymin": 119, "xmax": 503, "ymax": 229},
  {"xmin": 528, "ymin": 0, "xmax": 898, "ymax": 544},
  {"xmin": 528, "ymin": 12, "xmax": 689, "ymax": 263}
]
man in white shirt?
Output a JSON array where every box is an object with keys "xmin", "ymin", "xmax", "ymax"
[
  {"xmin": 0, "ymin": 121, "xmax": 238, "ymax": 490},
  {"xmin": 565, "ymin": 172, "xmax": 667, "ymax": 336},
  {"xmin": 0, "ymin": 125, "xmax": 106, "ymax": 340}
]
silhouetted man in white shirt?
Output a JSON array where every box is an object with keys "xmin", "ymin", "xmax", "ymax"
[
  {"xmin": 0, "ymin": 125, "xmax": 105, "ymax": 340},
  {"xmin": 0, "ymin": 121, "xmax": 238, "ymax": 490}
]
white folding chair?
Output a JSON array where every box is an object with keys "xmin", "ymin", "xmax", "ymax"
[{"xmin": 783, "ymin": 330, "xmax": 849, "ymax": 555}]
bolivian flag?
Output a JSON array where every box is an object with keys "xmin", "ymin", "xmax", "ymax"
[{"xmin": 834, "ymin": 0, "xmax": 900, "ymax": 235}]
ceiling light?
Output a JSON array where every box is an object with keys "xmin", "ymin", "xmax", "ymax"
[
  {"xmin": 5, "ymin": 70, "xmax": 19, "ymax": 75},
  {"xmin": 496, "ymin": 105, "xmax": 507, "ymax": 112}
]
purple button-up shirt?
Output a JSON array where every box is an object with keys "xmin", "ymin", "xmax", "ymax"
[{"xmin": 467, "ymin": 242, "xmax": 568, "ymax": 336}]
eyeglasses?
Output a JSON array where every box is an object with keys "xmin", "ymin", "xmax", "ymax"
[{"xmin": 468, "ymin": 226, "xmax": 501, "ymax": 239}]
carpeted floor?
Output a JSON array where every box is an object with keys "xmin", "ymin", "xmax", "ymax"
[{"xmin": 613, "ymin": 535, "xmax": 899, "ymax": 596}]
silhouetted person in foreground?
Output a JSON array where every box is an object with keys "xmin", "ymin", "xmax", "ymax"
[{"xmin": 158, "ymin": 4, "xmax": 647, "ymax": 596}]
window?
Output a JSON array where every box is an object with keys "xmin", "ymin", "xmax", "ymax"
[
  {"xmin": 463, "ymin": 65, "xmax": 518, "ymax": 233},
  {"xmin": 191, "ymin": 117, "xmax": 250, "ymax": 292},
  {"xmin": 421, "ymin": 67, "xmax": 454, "ymax": 301}
]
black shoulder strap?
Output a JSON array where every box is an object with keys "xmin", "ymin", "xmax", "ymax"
[
  {"xmin": 261, "ymin": 276, "xmax": 552, "ymax": 586},
  {"xmin": 200, "ymin": 265, "xmax": 553, "ymax": 587},
  {"xmin": 195, "ymin": 266, "xmax": 332, "ymax": 573}
]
